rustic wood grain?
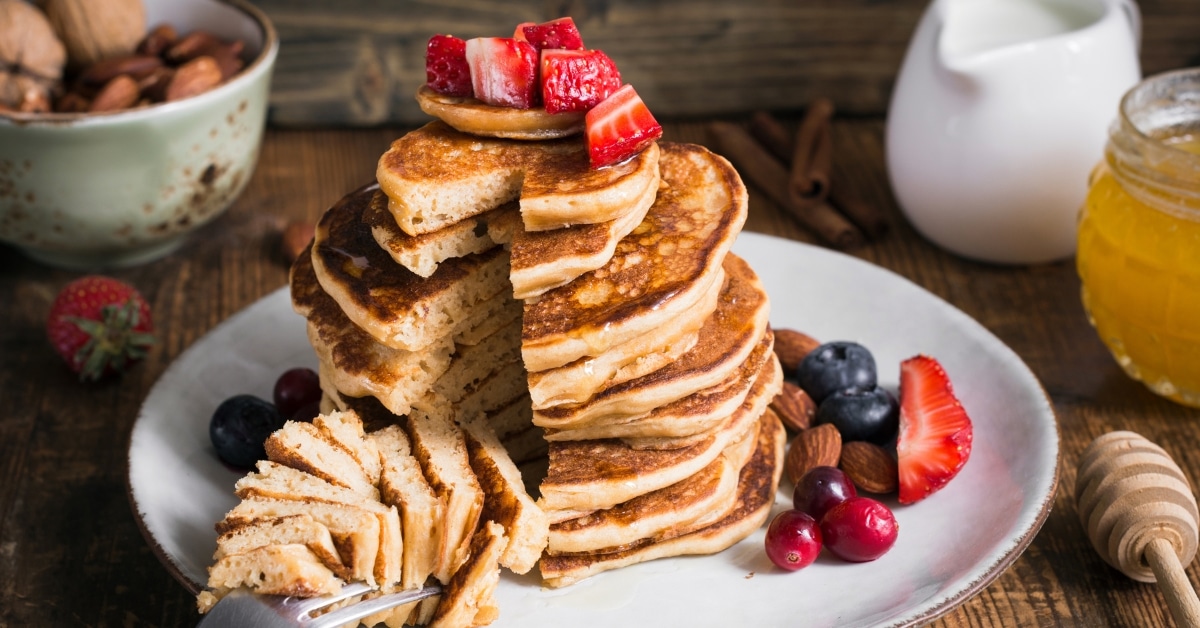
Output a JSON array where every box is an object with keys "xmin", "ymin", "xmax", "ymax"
[
  {"xmin": 3, "ymin": 114, "xmax": 1200, "ymax": 627},
  {"xmin": 253, "ymin": 0, "xmax": 1200, "ymax": 126}
]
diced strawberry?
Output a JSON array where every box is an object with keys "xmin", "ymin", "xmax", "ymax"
[
  {"xmin": 585, "ymin": 84, "xmax": 663, "ymax": 168},
  {"xmin": 464, "ymin": 37, "xmax": 540, "ymax": 108},
  {"xmin": 896, "ymin": 355, "xmax": 974, "ymax": 505},
  {"xmin": 513, "ymin": 22, "xmax": 535, "ymax": 41},
  {"xmin": 425, "ymin": 34, "xmax": 472, "ymax": 97},
  {"xmin": 522, "ymin": 17, "xmax": 585, "ymax": 52},
  {"xmin": 540, "ymin": 49, "xmax": 621, "ymax": 114}
]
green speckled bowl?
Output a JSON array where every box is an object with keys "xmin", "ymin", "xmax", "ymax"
[{"xmin": 0, "ymin": 0, "xmax": 277, "ymax": 270}]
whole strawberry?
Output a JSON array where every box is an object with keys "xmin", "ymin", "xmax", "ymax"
[{"xmin": 47, "ymin": 276, "xmax": 155, "ymax": 382}]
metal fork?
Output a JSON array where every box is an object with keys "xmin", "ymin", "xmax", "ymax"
[{"xmin": 198, "ymin": 582, "xmax": 442, "ymax": 627}]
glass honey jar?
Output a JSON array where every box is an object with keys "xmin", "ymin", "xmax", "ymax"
[{"xmin": 1077, "ymin": 68, "xmax": 1200, "ymax": 407}]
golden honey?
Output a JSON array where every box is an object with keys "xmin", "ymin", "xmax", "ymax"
[{"xmin": 1077, "ymin": 69, "xmax": 1200, "ymax": 407}]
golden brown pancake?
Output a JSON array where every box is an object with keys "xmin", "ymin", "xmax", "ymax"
[
  {"xmin": 308, "ymin": 184, "xmax": 512, "ymax": 353},
  {"xmin": 543, "ymin": 338, "xmax": 779, "ymax": 444},
  {"xmin": 532, "ymin": 254, "xmax": 772, "ymax": 430},
  {"xmin": 365, "ymin": 188, "xmax": 521, "ymax": 279},
  {"xmin": 538, "ymin": 409, "xmax": 786, "ymax": 588},
  {"xmin": 521, "ymin": 142, "xmax": 748, "ymax": 373},
  {"xmin": 508, "ymin": 172, "xmax": 658, "ymax": 299},
  {"xmin": 416, "ymin": 85, "xmax": 585, "ymax": 140},
  {"xmin": 536, "ymin": 347, "xmax": 777, "ymax": 514},
  {"xmin": 376, "ymin": 121, "xmax": 660, "ymax": 235}
]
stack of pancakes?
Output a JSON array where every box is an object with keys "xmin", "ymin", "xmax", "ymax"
[{"xmin": 205, "ymin": 103, "xmax": 785, "ymax": 623}]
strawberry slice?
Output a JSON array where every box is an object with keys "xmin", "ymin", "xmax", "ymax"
[
  {"xmin": 465, "ymin": 37, "xmax": 540, "ymax": 108},
  {"xmin": 522, "ymin": 17, "xmax": 585, "ymax": 52},
  {"xmin": 541, "ymin": 49, "xmax": 621, "ymax": 113},
  {"xmin": 513, "ymin": 22, "xmax": 535, "ymax": 41},
  {"xmin": 896, "ymin": 355, "xmax": 974, "ymax": 504},
  {"xmin": 585, "ymin": 84, "xmax": 662, "ymax": 168},
  {"xmin": 425, "ymin": 34, "xmax": 472, "ymax": 97}
]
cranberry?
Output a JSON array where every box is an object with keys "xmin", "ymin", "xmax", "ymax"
[
  {"xmin": 819, "ymin": 496, "xmax": 899, "ymax": 562},
  {"xmin": 764, "ymin": 509, "xmax": 822, "ymax": 571},
  {"xmin": 273, "ymin": 367, "xmax": 321, "ymax": 420},
  {"xmin": 794, "ymin": 466, "xmax": 857, "ymax": 520}
]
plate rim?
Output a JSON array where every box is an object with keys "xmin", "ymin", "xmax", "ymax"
[{"xmin": 125, "ymin": 231, "xmax": 1062, "ymax": 626}]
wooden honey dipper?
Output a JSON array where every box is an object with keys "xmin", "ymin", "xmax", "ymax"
[{"xmin": 1076, "ymin": 431, "xmax": 1200, "ymax": 627}]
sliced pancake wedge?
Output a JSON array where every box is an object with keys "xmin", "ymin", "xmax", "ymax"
[
  {"xmin": 428, "ymin": 521, "xmax": 506, "ymax": 628},
  {"xmin": 543, "ymin": 337, "xmax": 779, "ymax": 443},
  {"xmin": 538, "ymin": 408, "xmax": 786, "ymax": 588},
  {"xmin": 533, "ymin": 253, "xmax": 772, "ymax": 430},
  {"xmin": 233, "ymin": 460, "xmax": 403, "ymax": 589},
  {"xmin": 508, "ymin": 166, "xmax": 658, "ymax": 299},
  {"xmin": 416, "ymin": 85, "xmax": 584, "ymax": 140},
  {"xmin": 375, "ymin": 121, "xmax": 660, "ymax": 235},
  {"xmin": 537, "ymin": 356, "xmax": 776, "ymax": 515},
  {"xmin": 309, "ymin": 183, "xmax": 512, "ymax": 352},
  {"xmin": 521, "ymin": 142, "xmax": 747, "ymax": 373},
  {"xmin": 370, "ymin": 425, "xmax": 444, "ymax": 591},
  {"xmin": 205, "ymin": 544, "xmax": 342, "ymax": 601},
  {"xmin": 213, "ymin": 514, "xmax": 347, "ymax": 580},
  {"xmin": 264, "ymin": 420, "xmax": 380, "ymax": 500},
  {"xmin": 217, "ymin": 498, "xmax": 381, "ymax": 587},
  {"xmin": 406, "ymin": 407, "xmax": 485, "ymax": 584},
  {"xmin": 366, "ymin": 188, "xmax": 521, "ymax": 279},
  {"xmin": 461, "ymin": 418, "xmax": 548, "ymax": 575}
]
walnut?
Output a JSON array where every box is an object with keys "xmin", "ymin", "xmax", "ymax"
[
  {"xmin": 0, "ymin": 0, "xmax": 66, "ymax": 79},
  {"xmin": 40, "ymin": 0, "xmax": 146, "ymax": 69},
  {"xmin": 0, "ymin": 0, "xmax": 66, "ymax": 110}
]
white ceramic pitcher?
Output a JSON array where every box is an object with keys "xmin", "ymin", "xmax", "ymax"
[{"xmin": 885, "ymin": 0, "xmax": 1141, "ymax": 264}]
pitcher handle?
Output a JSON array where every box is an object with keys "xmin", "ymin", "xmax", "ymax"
[{"xmin": 1115, "ymin": 0, "xmax": 1142, "ymax": 51}]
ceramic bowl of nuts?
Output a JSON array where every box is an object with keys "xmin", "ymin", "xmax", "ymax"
[{"xmin": 0, "ymin": 0, "xmax": 277, "ymax": 269}]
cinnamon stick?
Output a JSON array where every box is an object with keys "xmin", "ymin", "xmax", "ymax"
[
  {"xmin": 789, "ymin": 98, "xmax": 835, "ymax": 203},
  {"xmin": 752, "ymin": 108, "xmax": 890, "ymax": 239},
  {"xmin": 708, "ymin": 121, "xmax": 863, "ymax": 249},
  {"xmin": 749, "ymin": 111, "xmax": 793, "ymax": 164}
]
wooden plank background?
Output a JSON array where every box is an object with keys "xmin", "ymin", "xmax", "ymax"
[{"xmin": 252, "ymin": 0, "xmax": 1200, "ymax": 127}]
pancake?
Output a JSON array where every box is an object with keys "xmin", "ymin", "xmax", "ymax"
[
  {"xmin": 309, "ymin": 183, "xmax": 512, "ymax": 352},
  {"xmin": 508, "ymin": 167, "xmax": 659, "ymax": 299},
  {"xmin": 543, "ymin": 337, "xmax": 780, "ymax": 443},
  {"xmin": 521, "ymin": 142, "xmax": 748, "ymax": 373},
  {"xmin": 526, "ymin": 319, "xmax": 703, "ymax": 411},
  {"xmin": 376, "ymin": 121, "xmax": 660, "ymax": 235},
  {"xmin": 546, "ymin": 443, "xmax": 742, "ymax": 556},
  {"xmin": 538, "ymin": 408, "xmax": 786, "ymax": 588},
  {"xmin": 416, "ymin": 85, "xmax": 584, "ymax": 140},
  {"xmin": 536, "ymin": 350, "xmax": 777, "ymax": 514},
  {"xmin": 532, "ymin": 254, "xmax": 772, "ymax": 430},
  {"xmin": 365, "ymin": 187, "xmax": 521, "ymax": 279}
]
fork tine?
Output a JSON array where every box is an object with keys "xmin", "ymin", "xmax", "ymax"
[
  {"xmin": 275, "ymin": 581, "xmax": 377, "ymax": 618},
  {"xmin": 302, "ymin": 585, "xmax": 442, "ymax": 628}
]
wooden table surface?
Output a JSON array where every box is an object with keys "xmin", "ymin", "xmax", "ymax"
[{"xmin": 2, "ymin": 117, "xmax": 1197, "ymax": 627}]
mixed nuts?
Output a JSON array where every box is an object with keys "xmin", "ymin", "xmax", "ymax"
[{"xmin": 0, "ymin": 0, "xmax": 248, "ymax": 114}]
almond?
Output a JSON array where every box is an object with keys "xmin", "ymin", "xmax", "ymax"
[
  {"xmin": 773, "ymin": 328, "xmax": 821, "ymax": 373},
  {"xmin": 839, "ymin": 441, "xmax": 898, "ymax": 494},
  {"xmin": 88, "ymin": 74, "xmax": 139, "ymax": 112},
  {"xmin": 165, "ymin": 56, "xmax": 222, "ymax": 102},
  {"xmin": 164, "ymin": 30, "xmax": 223, "ymax": 63},
  {"xmin": 136, "ymin": 23, "xmax": 178, "ymax": 57},
  {"xmin": 784, "ymin": 423, "xmax": 841, "ymax": 485},
  {"xmin": 78, "ymin": 54, "xmax": 163, "ymax": 88},
  {"xmin": 770, "ymin": 380, "xmax": 816, "ymax": 432}
]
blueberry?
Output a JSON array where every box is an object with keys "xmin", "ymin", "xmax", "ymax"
[
  {"xmin": 814, "ymin": 386, "xmax": 899, "ymax": 445},
  {"xmin": 209, "ymin": 394, "xmax": 283, "ymax": 469},
  {"xmin": 796, "ymin": 341, "xmax": 877, "ymax": 402}
]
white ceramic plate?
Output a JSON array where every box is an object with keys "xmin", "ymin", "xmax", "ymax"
[{"xmin": 128, "ymin": 232, "xmax": 1059, "ymax": 627}]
